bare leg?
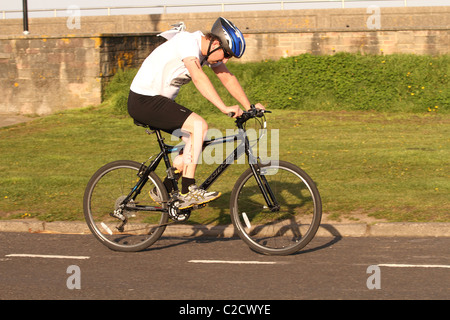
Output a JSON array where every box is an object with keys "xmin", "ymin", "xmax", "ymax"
[
  {"xmin": 179, "ymin": 113, "xmax": 208, "ymax": 179},
  {"xmin": 172, "ymin": 135, "xmax": 189, "ymax": 174},
  {"xmin": 171, "ymin": 113, "xmax": 220, "ymax": 208}
]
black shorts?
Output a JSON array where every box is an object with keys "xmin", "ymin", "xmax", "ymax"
[{"xmin": 127, "ymin": 90, "xmax": 193, "ymax": 135}]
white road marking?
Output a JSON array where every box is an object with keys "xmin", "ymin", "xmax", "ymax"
[
  {"xmin": 378, "ymin": 264, "xmax": 450, "ymax": 269},
  {"xmin": 189, "ymin": 260, "xmax": 277, "ymax": 265},
  {"xmin": 6, "ymin": 254, "xmax": 90, "ymax": 260}
]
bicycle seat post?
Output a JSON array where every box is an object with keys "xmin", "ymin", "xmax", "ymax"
[
  {"xmin": 152, "ymin": 129, "xmax": 178, "ymax": 190},
  {"xmin": 154, "ymin": 129, "xmax": 166, "ymax": 150}
]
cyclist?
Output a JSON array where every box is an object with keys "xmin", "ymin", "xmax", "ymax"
[{"xmin": 128, "ymin": 17, "xmax": 265, "ymax": 209}]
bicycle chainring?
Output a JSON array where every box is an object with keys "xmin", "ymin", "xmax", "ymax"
[{"xmin": 168, "ymin": 199, "xmax": 190, "ymax": 222}]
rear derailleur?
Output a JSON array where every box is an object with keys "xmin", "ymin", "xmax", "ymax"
[{"xmin": 109, "ymin": 196, "xmax": 136, "ymax": 232}]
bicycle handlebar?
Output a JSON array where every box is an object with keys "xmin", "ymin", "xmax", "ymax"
[{"xmin": 227, "ymin": 104, "xmax": 271, "ymax": 123}]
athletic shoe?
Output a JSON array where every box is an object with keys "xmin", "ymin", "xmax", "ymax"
[{"xmin": 177, "ymin": 185, "xmax": 221, "ymax": 209}]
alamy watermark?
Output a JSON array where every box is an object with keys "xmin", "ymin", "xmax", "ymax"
[
  {"xmin": 66, "ymin": 5, "xmax": 81, "ymax": 30},
  {"xmin": 366, "ymin": 265, "xmax": 381, "ymax": 290},
  {"xmin": 366, "ymin": 6, "xmax": 381, "ymax": 30},
  {"xmin": 169, "ymin": 127, "xmax": 279, "ymax": 171},
  {"xmin": 66, "ymin": 265, "xmax": 81, "ymax": 290}
]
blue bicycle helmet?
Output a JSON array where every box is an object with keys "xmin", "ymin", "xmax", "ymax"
[{"xmin": 211, "ymin": 17, "xmax": 246, "ymax": 58}]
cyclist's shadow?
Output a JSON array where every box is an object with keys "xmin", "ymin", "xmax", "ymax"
[{"xmin": 146, "ymin": 182, "xmax": 342, "ymax": 255}]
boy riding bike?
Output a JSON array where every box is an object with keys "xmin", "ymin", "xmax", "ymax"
[{"xmin": 127, "ymin": 17, "xmax": 265, "ymax": 210}]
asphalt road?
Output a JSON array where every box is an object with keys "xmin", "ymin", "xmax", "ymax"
[{"xmin": 1, "ymin": 232, "xmax": 449, "ymax": 304}]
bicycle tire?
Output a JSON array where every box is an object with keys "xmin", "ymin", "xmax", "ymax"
[
  {"xmin": 83, "ymin": 160, "xmax": 169, "ymax": 252},
  {"xmin": 230, "ymin": 160, "xmax": 322, "ymax": 255}
]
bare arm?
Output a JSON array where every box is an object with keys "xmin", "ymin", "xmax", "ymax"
[
  {"xmin": 183, "ymin": 57, "xmax": 243, "ymax": 117},
  {"xmin": 212, "ymin": 63, "xmax": 252, "ymax": 111},
  {"xmin": 183, "ymin": 57, "xmax": 224, "ymax": 111}
]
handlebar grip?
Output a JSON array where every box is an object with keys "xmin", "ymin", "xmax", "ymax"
[{"xmin": 227, "ymin": 112, "xmax": 235, "ymax": 118}]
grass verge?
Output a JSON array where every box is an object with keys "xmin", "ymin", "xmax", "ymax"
[{"xmin": 0, "ymin": 106, "xmax": 448, "ymax": 224}]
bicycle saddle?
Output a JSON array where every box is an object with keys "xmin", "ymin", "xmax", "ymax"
[{"xmin": 133, "ymin": 119, "xmax": 157, "ymax": 131}]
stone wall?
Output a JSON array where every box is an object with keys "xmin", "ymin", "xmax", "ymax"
[
  {"xmin": 0, "ymin": 35, "xmax": 100, "ymax": 114},
  {"xmin": 1, "ymin": 6, "xmax": 448, "ymax": 35},
  {"xmin": 0, "ymin": 7, "xmax": 448, "ymax": 114},
  {"xmin": 0, "ymin": 34, "xmax": 164, "ymax": 114},
  {"xmin": 247, "ymin": 29, "xmax": 449, "ymax": 61},
  {"xmin": 99, "ymin": 34, "xmax": 165, "ymax": 88}
]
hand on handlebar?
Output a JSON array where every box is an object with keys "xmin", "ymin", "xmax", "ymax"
[
  {"xmin": 227, "ymin": 103, "xmax": 270, "ymax": 119},
  {"xmin": 225, "ymin": 105, "xmax": 243, "ymax": 118},
  {"xmin": 252, "ymin": 103, "xmax": 266, "ymax": 111}
]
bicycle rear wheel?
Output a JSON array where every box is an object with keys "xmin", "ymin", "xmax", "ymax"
[
  {"xmin": 230, "ymin": 160, "xmax": 322, "ymax": 255},
  {"xmin": 83, "ymin": 160, "xmax": 169, "ymax": 252}
]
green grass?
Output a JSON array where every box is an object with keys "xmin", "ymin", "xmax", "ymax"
[
  {"xmin": 0, "ymin": 105, "xmax": 448, "ymax": 224},
  {"xmin": 1, "ymin": 52, "xmax": 449, "ymax": 224}
]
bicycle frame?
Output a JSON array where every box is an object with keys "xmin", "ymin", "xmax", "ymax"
[{"xmin": 122, "ymin": 116, "xmax": 279, "ymax": 214}]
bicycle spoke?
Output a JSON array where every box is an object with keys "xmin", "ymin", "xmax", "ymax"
[{"xmin": 84, "ymin": 160, "xmax": 169, "ymax": 252}]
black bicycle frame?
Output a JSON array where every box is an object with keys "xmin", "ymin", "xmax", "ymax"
[{"xmin": 124, "ymin": 120, "xmax": 279, "ymax": 213}]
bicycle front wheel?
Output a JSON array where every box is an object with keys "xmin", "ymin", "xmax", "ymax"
[
  {"xmin": 230, "ymin": 160, "xmax": 322, "ymax": 255},
  {"xmin": 83, "ymin": 160, "xmax": 169, "ymax": 252}
]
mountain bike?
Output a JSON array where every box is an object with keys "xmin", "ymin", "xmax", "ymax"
[{"xmin": 83, "ymin": 106, "xmax": 322, "ymax": 255}]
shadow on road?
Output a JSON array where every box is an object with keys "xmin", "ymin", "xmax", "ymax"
[{"xmin": 143, "ymin": 224, "xmax": 343, "ymax": 256}]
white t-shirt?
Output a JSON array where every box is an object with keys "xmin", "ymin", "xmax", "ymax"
[{"xmin": 130, "ymin": 31, "xmax": 218, "ymax": 100}]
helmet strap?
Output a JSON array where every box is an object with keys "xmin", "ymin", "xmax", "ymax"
[{"xmin": 202, "ymin": 39, "xmax": 222, "ymax": 65}]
